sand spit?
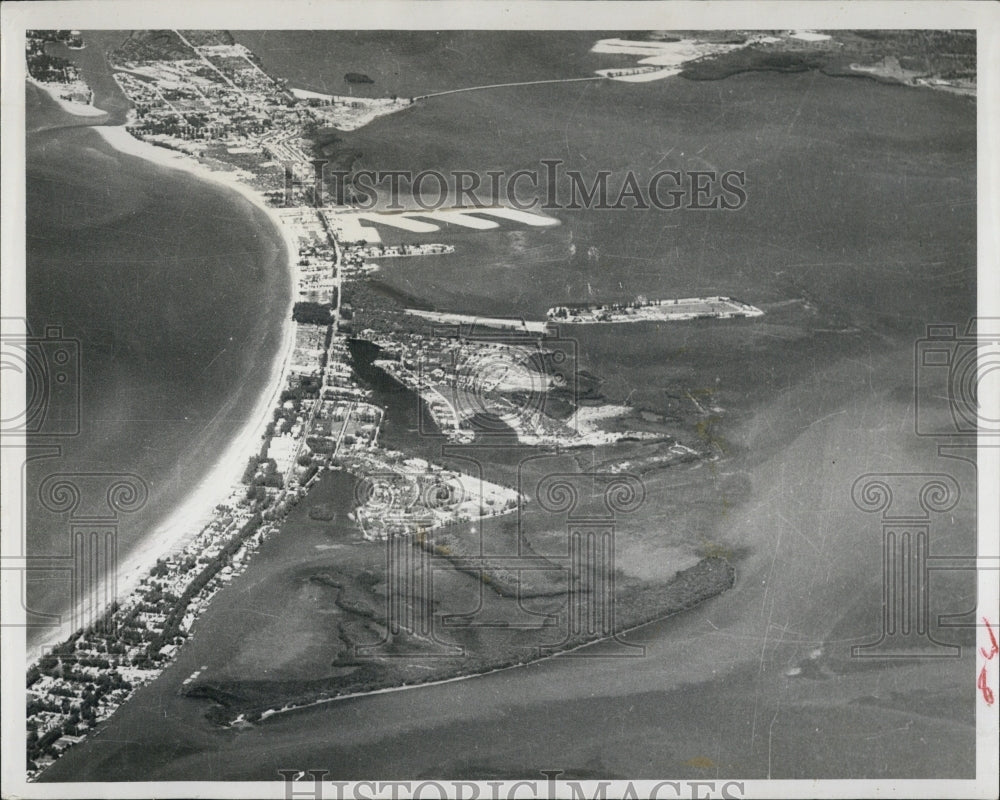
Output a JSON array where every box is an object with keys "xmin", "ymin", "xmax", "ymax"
[{"xmin": 30, "ymin": 126, "xmax": 299, "ymax": 663}]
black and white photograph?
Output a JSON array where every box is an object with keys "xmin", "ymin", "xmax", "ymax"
[{"xmin": 1, "ymin": 2, "xmax": 997, "ymax": 798}]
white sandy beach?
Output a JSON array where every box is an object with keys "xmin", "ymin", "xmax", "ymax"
[
  {"xmin": 28, "ymin": 77, "xmax": 107, "ymax": 118},
  {"xmin": 331, "ymin": 206, "xmax": 559, "ymax": 242},
  {"xmin": 30, "ymin": 125, "xmax": 300, "ymax": 664},
  {"xmin": 591, "ymin": 38, "xmax": 743, "ymax": 83}
]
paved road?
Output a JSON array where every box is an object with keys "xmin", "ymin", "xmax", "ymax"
[{"xmin": 413, "ymin": 75, "xmax": 606, "ymax": 101}]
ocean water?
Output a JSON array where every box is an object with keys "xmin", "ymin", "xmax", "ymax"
[
  {"xmin": 236, "ymin": 30, "xmax": 632, "ymax": 99},
  {"xmin": 24, "ymin": 85, "xmax": 291, "ymax": 648},
  {"xmin": 35, "ymin": 32, "xmax": 977, "ymax": 780},
  {"xmin": 319, "ymin": 63, "xmax": 975, "ymax": 432}
]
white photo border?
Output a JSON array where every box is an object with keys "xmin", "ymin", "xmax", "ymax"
[{"xmin": 2, "ymin": 3, "xmax": 997, "ymax": 798}]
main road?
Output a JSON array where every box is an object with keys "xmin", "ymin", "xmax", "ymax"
[{"xmin": 413, "ymin": 75, "xmax": 606, "ymax": 101}]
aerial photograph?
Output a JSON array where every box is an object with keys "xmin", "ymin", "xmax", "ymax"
[{"xmin": 1, "ymin": 4, "xmax": 996, "ymax": 799}]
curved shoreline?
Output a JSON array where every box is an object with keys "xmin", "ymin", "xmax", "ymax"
[
  {"xmin": 242, "ymin": 558, "xmax": 736, "ymax": 723},
  {"xmin": 26, "ymin": 77, "xmax": 107, "ymax": 118},
  {"xmin": 29, "ymin": 125, "xmax": 299, "ymax": 664},
  {"xmin": 678, "ymin": 58, "xmax": 977, "ymax": 98}
]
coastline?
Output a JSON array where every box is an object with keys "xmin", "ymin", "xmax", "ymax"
[
  {"xmin": 249, "ymin": 557, "xmax": 735, "ymax": 724},
  {"xmin": 19, "ymin": 28, "xmax": 983, "ymax": 787},
  {"xmin": 26, "ymin": 77, "xmax": 107, "ymax": 118},
  {"xmin": 29, "ymin": 125, "xmax": 300, "ymax": 664}
]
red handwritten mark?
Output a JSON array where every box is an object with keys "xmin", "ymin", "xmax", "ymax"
[
  {"xmin": 978, "ymin": 667, "xmax": 994, "ymax": 706},
  {"xmin": 980, "ymin": 618, "xmax": 998, "ymax": 660},
  {"xmin": 979, "ymin": 618, "xmax": 997, "ymax": 706}
]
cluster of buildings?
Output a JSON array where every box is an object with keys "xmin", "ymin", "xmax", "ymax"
[
  {"xmin": 547, "ymin": 295, "xmax": 765, "ymax": 324},
  {"xmin": 285, "ymin": 209, "xmax": 340, "ymax": 304},
  {"xmin": 347, "ymin": 242, "xmax": 455, "ymax": 259},
  {"xmin": 25, "ymin": 194, "xmax": 358, "ymax": 776},
  {"xmin": 111, "ymin": 44, "xmax": 282, "ymax": 142},
  {"xmin": 23, "ymin": 160, "xmax": 354, "ymax": 780},
  {"xmin": 107, "ymin": 30, "xmax": 408, "ymax": 192},
  {"xmin": 26, "ymin": 225, "xmax": 364, "ymax": 773},
  {"xmin": 365, "ymin": 332, "xmax": 541, "ymax": 441},
  {"xmin": 351, "ymin": 453, "xmax": 520, "ymax": 541},
  {"xmin": 362, "ymin": 331, "xmax": 655, "ymax": 448},
  {"xmin": 335, "ymin": 243, "xmax": 381, "ymax": 281},
  {"xmin": 300, "ymin": 333, "xmax": 385, "ymax": 464},
  {"xmin": 25, "ymin": 30, "xmax": 94, "ymax": 106},
  {"xmin": 25, "ymin": 483, "xmax": 280, "ymax": 777},
  {"xmin": 23, "ymin": 27, "xmax": 666, "ymax": 779}
]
